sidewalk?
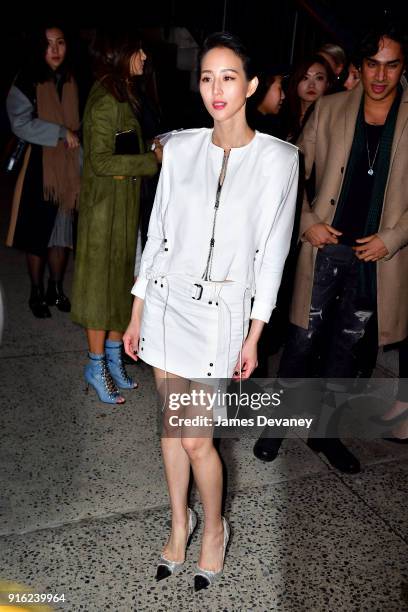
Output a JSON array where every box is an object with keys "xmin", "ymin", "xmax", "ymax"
[{"xmin": 0, "ymin": 242, "xmax": 407, "ymax": 611}]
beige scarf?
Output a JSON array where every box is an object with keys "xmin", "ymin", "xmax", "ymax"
[{"xmin": 36, "ymin": 78, "xmax": 81, "ymax": 210}]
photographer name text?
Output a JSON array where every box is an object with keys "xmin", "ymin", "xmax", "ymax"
[{"xmin": 167, "ymin": 415, "xmax": 313, "ymax": 428}]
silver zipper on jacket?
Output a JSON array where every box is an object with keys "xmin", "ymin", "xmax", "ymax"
[{"xmin": 202, "ymin": 150, "xmax": 230, "ymax": 281}]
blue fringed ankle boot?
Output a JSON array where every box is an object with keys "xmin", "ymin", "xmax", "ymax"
[
  {"xmin": 84, "ymin": 352, "xmax": 125, "ymax": 404},
  {"xmin": 105, "ymin": 340, "xmax": 138, "ymax": 390}
]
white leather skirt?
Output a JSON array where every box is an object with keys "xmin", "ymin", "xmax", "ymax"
[{"xmin": 139, "ymin": 274, "xmax": 251, "ymax": 381}]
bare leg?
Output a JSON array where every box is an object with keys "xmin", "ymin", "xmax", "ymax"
[
  {"xmin": 155, "ymin": 367, "xmax": 192, "ymax": 561},
  {"xmin": 107, "ymin": 331, "xmax": 123, "ymax": 342},
  {"xmin": 86, "ymin": 330, "xmax": 123, "ymax": 351},
  {"xmin": 86, "ymin": 329, "xmax": 106, "ymax": 354},
  {"xmin": 181, "ymin": 382, "xmax": 224, "ymax": 572}
]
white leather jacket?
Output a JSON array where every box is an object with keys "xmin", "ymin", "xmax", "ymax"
[{"xmin": 132, "ymin": 128, "xmax": 298, "ymax": 323}]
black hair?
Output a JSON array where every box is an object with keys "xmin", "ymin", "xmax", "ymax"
[
  {"xmin": 197, "ymin": 31, "xmax": 256, "ymax": 81},
  {"xmin": 251, "ymin": 70, "xmax": 287, "ymax": 111},
  {"xmin": 355, "ymin": 21, "xmax": 408, "ymax": 67},
  {"xmin": 286, "ymin": 54, "xmax": 335, "ymax": 142},
  {"xmin": 27, "ymin": 24, "xmax": 73, "ymax": 83}
]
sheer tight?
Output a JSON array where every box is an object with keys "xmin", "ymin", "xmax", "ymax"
[{"xmin": 27, "ymin": 246, "xmax": 70, "ymax": 288}]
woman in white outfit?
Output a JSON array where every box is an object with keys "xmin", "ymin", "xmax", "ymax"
[{"xmin": 124, "ymin": 32, "xmax": 299, "ymax": 590}]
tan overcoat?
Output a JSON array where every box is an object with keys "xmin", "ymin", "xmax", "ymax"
[{"xmin": 290, "ymin": 83, "xmax": 408, "ymax": 346}]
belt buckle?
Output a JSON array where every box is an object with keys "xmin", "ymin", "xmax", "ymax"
[{"xmin": 192, "ymin": 283, "xmax": 203, "ymax": 300}]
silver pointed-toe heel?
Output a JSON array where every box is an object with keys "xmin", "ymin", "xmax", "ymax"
[
  {"xmin": 156, "ymin": 508, "xmax": 198, "ymax": 581},
  {"xmin": 194, "ymin": 517, "xmax": 230, "ymax": 591}
]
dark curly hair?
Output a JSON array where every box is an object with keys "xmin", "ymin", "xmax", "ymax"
[{"xmin": 355, "ymin": 22, "xmax": 408, "ymax": 68}]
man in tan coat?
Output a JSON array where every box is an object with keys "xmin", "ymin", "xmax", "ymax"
[{"xmin": 254, "ymin": 23, "xmax": 408, "ymax": 472}]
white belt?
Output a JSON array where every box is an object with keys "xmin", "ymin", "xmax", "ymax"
[{"xmin": 152, "ymin": 274, "xmax": 249, "ymax": 378}]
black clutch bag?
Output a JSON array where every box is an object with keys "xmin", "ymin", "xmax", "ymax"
[{"xmin": 114, "ymin": 130, "xmax": 140, "ymax": 155}]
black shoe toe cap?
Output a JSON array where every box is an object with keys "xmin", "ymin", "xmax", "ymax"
[
  {"xmin": 194, "ymin": 575, "xmax": 210, "ymax": 591},
  {"xmin": 156, "ymin": 565, "xmax": 172, "ymax": 581}
]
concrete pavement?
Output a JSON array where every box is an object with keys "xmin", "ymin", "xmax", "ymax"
[{"xmin": 0, "ymin": 223, "xmax": 407, "ymax": 610}]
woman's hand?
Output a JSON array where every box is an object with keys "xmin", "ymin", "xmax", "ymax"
[
  {"xmin": 152, "ymin": 138, "xmax": 163, "ymax": 163},
  {"xmin": 231, "ymin": 318, "xmax": 265, "ymax": 381},
  {"xmin": 65, "ymin": 128, "xmax": 80, "ymax": 149},
  {"xmin": 232, "ymin": 338, "xmax": 258, "ymax": 381},
  {"xmin": 123, "ymin": 297, "xmax": 144, "ymax": 361},
  {"xmin": 123, "ymin": 321, "xmax": 140, "ymax": 361}
]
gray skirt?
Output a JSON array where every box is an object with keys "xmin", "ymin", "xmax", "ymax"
[{"xmin": 48, "ymin": 208, "xmax": 74, "ymax": 249}]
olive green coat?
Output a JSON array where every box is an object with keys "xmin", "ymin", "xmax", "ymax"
[{"xmin": 71, "ymin": 83, "xmax": 158, "ymax": 331}]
